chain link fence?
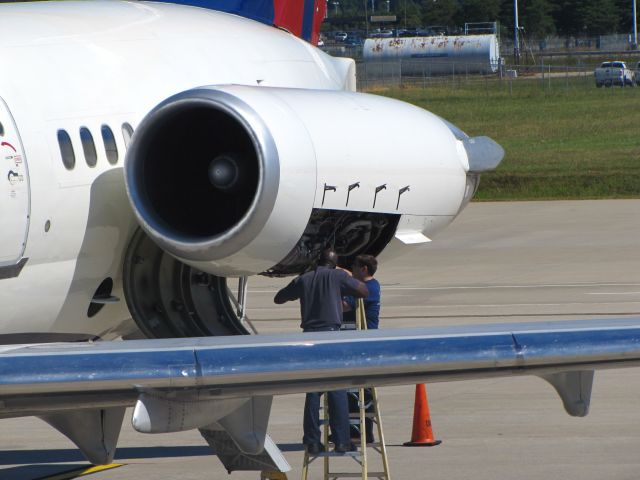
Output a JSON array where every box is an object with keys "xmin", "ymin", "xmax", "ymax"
[{"xmin": 355, "ymin": 59, "xmax": 640, "ymax": 93}]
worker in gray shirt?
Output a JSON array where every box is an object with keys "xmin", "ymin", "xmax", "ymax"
[{"xmin": 274, "ymin": 248, "xmax": 368, "ymax": 454}]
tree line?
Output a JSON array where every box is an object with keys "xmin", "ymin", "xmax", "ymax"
[{"xmin": 327, "ymin": 0, "xmax": 637, "ymax": 38}]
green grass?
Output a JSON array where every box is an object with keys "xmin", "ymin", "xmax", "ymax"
[{"xmin": 375, "ymin": 77, "xmax": 640, "ymax": 200}]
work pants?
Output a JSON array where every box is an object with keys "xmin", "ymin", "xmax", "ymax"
[
  {"xmin": 303, "ymin": 389, "xmax": 350, "ymax": 446},
  {"xmin": 302, "ymin": 325, "xmax": 350, "ymax": 447}
]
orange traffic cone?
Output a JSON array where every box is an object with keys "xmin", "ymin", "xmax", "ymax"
[{"xmin": 403, "ymin": 384, "xmax": 442, "ymax": 446}]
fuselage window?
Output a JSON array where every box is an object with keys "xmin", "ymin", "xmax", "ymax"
[
  {"xmin": 101, "ymin": 125, "xmax": 119, "ymax": 165},
  {"xmin": 57, "ymin": 129, "xmax": 75, "ymax": 170},
  {"xmin": 80, "ymin": 127, "xmax": 97, "ymax": 167},
  {"xmin": 122, "ymin": 122, "xmax": 134, "ymax": 149},
  {"xmin": 0, "ymin": 121, "xmax": 4, "ymax": 136}
]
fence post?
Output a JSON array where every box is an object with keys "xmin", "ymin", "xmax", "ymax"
[{"xmin": 452, "ymin": 62, "xmax": 455, "ymax": 90}]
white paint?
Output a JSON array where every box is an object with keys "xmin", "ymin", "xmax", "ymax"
[
  {"xmin": 394, "ymin": 231, "xmax": 432, "ymax": 244},
  {"xmin": 0, "ymin": 1, "xmax": 357, "ymax": 337},
  {"xmin": 0, "ymin": 1, "xmax": 473, "ymax": 337},
  {"xmin": 0, "ymin": 97, "xmax": 30, "ymax": 266}
]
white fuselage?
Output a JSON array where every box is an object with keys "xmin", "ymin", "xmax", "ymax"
[
  {"xmin": 0, "ymin": 1, "xmax": 469, "ymax": 339},
  {"xmin": 0, "ymin": 1, "xmax": 354, "ymax": 338}
]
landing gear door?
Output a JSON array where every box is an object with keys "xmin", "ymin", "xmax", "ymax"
[{"xmin": 0, "ymin": 97, "xmax": 30, "ymax": 270}]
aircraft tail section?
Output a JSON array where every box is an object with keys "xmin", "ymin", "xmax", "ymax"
[{"xmin": 152, "ymin": 0, "xmax": 326, "ymax": 44}]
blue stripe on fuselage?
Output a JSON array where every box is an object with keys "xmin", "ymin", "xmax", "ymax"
[{"xmin": 150, "ymin": 0, "xmax": 275, "ymax": 27}]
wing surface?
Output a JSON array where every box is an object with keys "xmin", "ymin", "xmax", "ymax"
[{"xmin": 2, "ymin": 318, "xmax": 640, "ymax": 418}]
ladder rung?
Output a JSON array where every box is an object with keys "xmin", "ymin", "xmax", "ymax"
[
  {"xmin": 308, "ymin": 451, "xmax": 360, "ymax": 458},
  {"xmin": 327, "ymin": 473, "xmax": 387, "ymax": 478}
]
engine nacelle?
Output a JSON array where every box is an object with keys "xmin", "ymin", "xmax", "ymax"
[{"xmin": 125, "ymin": 85, "xmax": 486, "ymax": 277}]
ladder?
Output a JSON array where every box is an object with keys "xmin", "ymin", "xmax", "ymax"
[{"xmin": 301, "ymin": 300, "xmax": 391, "ymax": 480}]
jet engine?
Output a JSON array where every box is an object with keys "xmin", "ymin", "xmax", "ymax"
[{"xmin": 123, "ymin": 85, "xmax": 502, "ymax": 338}]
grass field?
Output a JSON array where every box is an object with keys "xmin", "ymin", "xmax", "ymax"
[{"xmin": 377, "ymin": 77, "xmax": 640, "ymax": 200}]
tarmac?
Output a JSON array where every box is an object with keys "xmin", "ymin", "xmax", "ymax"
[{"xmin": 1, "ymin": 199, "xmax": 639, "ymax": 480}]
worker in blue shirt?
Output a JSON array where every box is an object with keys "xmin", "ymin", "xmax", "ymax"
[
  {"xmin": 342, "ymin": 254, "xmax": 381, "ymax": 444},
  {"xmin": 343, "ymin": 254, "xmax": 380, "ymax": 330}
]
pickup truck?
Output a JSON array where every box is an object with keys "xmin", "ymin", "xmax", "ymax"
[{"xmin": 594, "ymin": 61, "xmax": 635, "ymax": 87}]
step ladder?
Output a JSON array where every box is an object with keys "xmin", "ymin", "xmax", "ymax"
[{"xmin": 301, "ymin": 300, "xmax": 391, "ymax": 480}]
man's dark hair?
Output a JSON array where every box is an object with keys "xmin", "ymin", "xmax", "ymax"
[
  {"xmin": 354, "ymin": 254, "xmax": 378, "ymax": 276},
  {"xmin": 318, "ymin": 248, "xmax": 338, "ymax": 268}
]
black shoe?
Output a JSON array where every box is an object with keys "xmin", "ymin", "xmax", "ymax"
[
  {"xmin": 334, "ymin": 442, "xmax": 357, "ymax": 453},
  {"xmin": 306, "ymin": 443, "xmax": 325, "ymax": 455}
]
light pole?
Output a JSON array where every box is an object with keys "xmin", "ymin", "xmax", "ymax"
[
  {"xmin": 514, "ymin": 0, "xmax": 520, "ymax": 65},
  {"xmin": 633, "ymin": 0, "xmax": 638, "ymax": 49},
  {"xmin": 404, "ymin": 0, "xmax": 407, "ymax": 28}
]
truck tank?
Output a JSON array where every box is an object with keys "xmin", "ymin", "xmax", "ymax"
[{"xmin": 363, "ymin": 34, "xmax": 500, "ymax": 75}]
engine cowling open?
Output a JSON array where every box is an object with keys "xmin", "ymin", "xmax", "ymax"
[
  {"xmin": 125, "ymin": 85, "xmax": 476, "ymax": 278},
  {"xmin": 123, "ymin": 85, "xmax": 501, "ymax": 338}
]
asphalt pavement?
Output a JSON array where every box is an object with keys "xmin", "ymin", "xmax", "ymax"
[{"xmin": 2, "ymin": 200, "xmax": 639, "ymax": 480}]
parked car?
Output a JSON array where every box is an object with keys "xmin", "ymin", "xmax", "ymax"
[
  {"xmin": 369, "ymin": 29, "xmax": 393, "ymax": 38},
  {"xmin": 334, "ymin": 31, "xmax": 348, "ymax": 42},
  {"xmin": 594, "ymin": 61, "xmax": 635, "ymax": 87},
  {"xmin": 344, "ymin": 36, "xmax": 363, "ymax": 46},
  {"xmin": 399, "ymin": 28, "xmax": 419, "ymax": 37}
]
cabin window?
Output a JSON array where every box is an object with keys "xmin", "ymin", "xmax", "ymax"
[
  {"xmin": 122, "ymin": 122, "xmax": 134, "ymax": 148},
  {"xmin": 101, "ymin": 125, "xmax": 118, "ymax": 165},
  {"xmin": 57, "ymin": 129, "xmax": 75, "ymax": 170},
  {"xmin": 80, "ymin": 127, "xmax": 97, "ymax": 167}
]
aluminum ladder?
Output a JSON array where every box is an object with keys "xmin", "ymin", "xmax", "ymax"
[{"xmin": 301, "ymin": 299, "xmax": 391, "ymax": 480}]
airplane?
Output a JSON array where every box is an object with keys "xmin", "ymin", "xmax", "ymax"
[{"xmin": 1, "ymin": 0, "xmax": 640, "ymax": 476}]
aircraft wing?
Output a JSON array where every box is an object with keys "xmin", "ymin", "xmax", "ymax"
[
  {"xmin": 3, "ymin": 318, "xmax": 640, "ymax": 469},
  {"xmin": 4, "ymin": 318, "xmax": 640, "ymax": 416}
]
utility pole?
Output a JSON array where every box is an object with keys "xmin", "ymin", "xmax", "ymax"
[
  {"xmin": 633, "ymin": 0, "xmax": 638, "ymax": 49},
  {"xmin": 364, "ymin": 0, "xmax": 369, "ymax": 37},
  {"xmin": 404, "ymin": 0, "xmax": 407, "ymax": 28},
  {"xmin": 513, "ymin": 0, "xmax": 520, "ymax": 65}
]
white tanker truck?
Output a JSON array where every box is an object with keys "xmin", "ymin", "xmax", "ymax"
[{"xmin": 363, "ymin": 34, "xmax": 501, "ymax": 75}]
